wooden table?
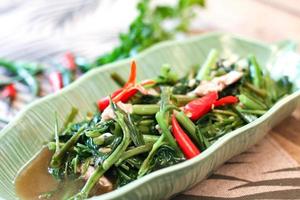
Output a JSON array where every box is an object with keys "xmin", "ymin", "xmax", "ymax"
[{"xmin": 197, "ymin": 0, "xmax": 300, "ymax": 43}]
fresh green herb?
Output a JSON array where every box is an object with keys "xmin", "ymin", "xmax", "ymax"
[{"xmin": 89, "ymin": 0, "xmax": 205, "ymax": 71}]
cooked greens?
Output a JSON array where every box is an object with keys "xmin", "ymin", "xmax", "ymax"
[{"xmin": 45, "ymin": 52, "xmax": 293, "ymax": 199}]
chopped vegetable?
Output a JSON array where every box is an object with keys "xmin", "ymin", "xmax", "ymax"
[
  {"xmin": 171, "ymin": 114, "xmax": 200, "ymax": 159},
  {"xmin": 98, "ymin": 89, "xmax": 123, "ymax": 112},
  {"xmin": 98, "ymin": 61, "xmax": 155, "ymax": 112},
  {"xmin": 0, "ymin": 59, "xmax": 41, "ymax": 96},
  {"xmin": 249, "ymin": 55, "xmax": 264, "ymax": 88},
  {"xmin": 196, "ymin": 49, "xmax": 219, "ymax": 81},
  {"xmin": 49, "ymin": 71, "xmax": 64, "ymax": 92},
  {"xmin": 138, "ymin": 87, "xmax": 184, "ymax": 177},
  {"xmin": 174, "ymin": 111, "xmax": 200, "ymax": 146},
  {"xmin": 1, "ymin": 84, "xmax": 17, "ymax": 100},
  {"xmin": 184, "ymin": 92, "xmax": 218, "ymax": 121},
  {"xmin": 63, "ymin": 52, "xmax": 77, "ymax": 71},
  {"xmin": 213, "ymin": 96, "xmax": 239, "ymax": 107},
  {"xmin": 36, "ymin": 53, "xmax": 293, "ymax": 199}
]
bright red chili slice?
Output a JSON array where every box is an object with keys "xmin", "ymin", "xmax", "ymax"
[
  {"xmin": 213, "ymin": 96, "xmax": 239, "ymax": 107},
  {"xmin": 184, "ymin": 91, "xmax": 218, "ymax": 121},
  {"xmin": 63, "ymin": 52, "xmax": 76, "ymax": 71},
  {"xmin": 97, "ymin": 88, "xmax": 123, "ymax": 111},
  {"xmin": 118, "ymin": 87, "xmax": 138, "ymax": 102},
  {"xmin": 112, "ymin": 79, "xmax": 156, "ymax": 103},
  {"xmin": 98, "ymin": 61, "xmax": 155, "ymax": 112},
  {"xmin": 111, "ymin": 61, "xmax": 137, "ymax": 102},
  {"xmin": 171, "ymin": 115, "xmax": 200, "ymax": 159},
  {"xmin": 49, "ymin": 71, "xmax": 63, "ymax": 92},
  {"xmin": 123, "ymin": 60, "xmax": 137, "ymax": 88},
  {"xmin": 1, "ymin": 84, "xmax": 16, "ymax": 100}
]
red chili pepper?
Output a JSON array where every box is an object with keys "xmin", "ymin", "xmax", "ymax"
[
  {"xmin": 111, "ymin": 61, "xmax": 137, "ymax": 102},
  {"xmin": 184, "ymin": 92, "xmax": 218, "ymax": 121},
  {"xmin": 123, "ymin": 60, "xmax": 137, "ymax": 88},
  {"xmin": 112, "ymin": 79, "xmax": 156, "ymax": 103},
  {"xmin": 49, "ymin": 71, "xmax": 63, "ymax": 92},
  {"xmin": 213, "ymin": 96, "xmax": 239, "ymax": 107},
  {"xmin": 97, "ymin": 88, "xmax": 123, "ymax": 111},
  {"xmin": 171, "ymin": 114, "xmax": 200, "ymax": 159},
  {"xmin": 1, "ymin": 84, "xmax": 16, "ymax": 100},
  {"xmin": 63, "ymin": 52, "xmax": 76, "ymax": 71},
  {"xmin": 98, "ymin": 61, "xmax": 156, "ymax": 112},
  {"xmin": 118, "ymin": 87, "xmax": 138, "ymax": 102}
]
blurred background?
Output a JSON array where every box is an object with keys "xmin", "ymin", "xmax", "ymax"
[{"xmin": 0, "ymin": 0, "xmax": 299, "ymax": 127}]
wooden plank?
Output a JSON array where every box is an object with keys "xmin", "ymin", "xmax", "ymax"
[
  {"xmin": 195, "ymin": 0, "xmax": 300, "ymax": 44},
  {"xmin": 270, "ymin": 106, "xmax": 300, "ymax": 163},
  {"xmin": 257, "ymin": 0, "xmax": 300, "ymax": 18}
]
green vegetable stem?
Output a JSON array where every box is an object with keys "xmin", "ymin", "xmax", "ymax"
[{"xmin": 138, "ymin": 87, "xmax": 183, "ymax": 177}]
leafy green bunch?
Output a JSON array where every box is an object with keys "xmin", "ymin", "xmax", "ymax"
[{"xmin": 88, "ymin": 0, "xmax": 205, "ymax": 70}]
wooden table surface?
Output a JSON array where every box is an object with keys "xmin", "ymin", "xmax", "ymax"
[{"xmin": 197, "ymin": 0, "xmax": 300, "ymax": 43}]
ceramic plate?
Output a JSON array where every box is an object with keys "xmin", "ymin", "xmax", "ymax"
[{"xmin": 0, "ymin": 32, "xmax": 300, "ymax": 200}]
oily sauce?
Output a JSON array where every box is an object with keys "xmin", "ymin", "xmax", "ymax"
[{"xmin": 15, "ymin": 148, "xmax": 84, "ymax": 200}]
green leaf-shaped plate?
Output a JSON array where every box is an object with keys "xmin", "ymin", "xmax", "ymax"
[{"xmin": 0, "ymin": 32, "xmax": 300, "ymax": 200}]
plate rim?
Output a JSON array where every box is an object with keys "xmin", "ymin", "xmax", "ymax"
[{"xmin": 1, "ymin": 32, "xmax": 299, "ymax": 199}]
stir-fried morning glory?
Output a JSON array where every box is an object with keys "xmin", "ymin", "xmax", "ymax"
[{"xmin": 45, "ymin": 50, "xmax": 293, "ymax": 199}]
